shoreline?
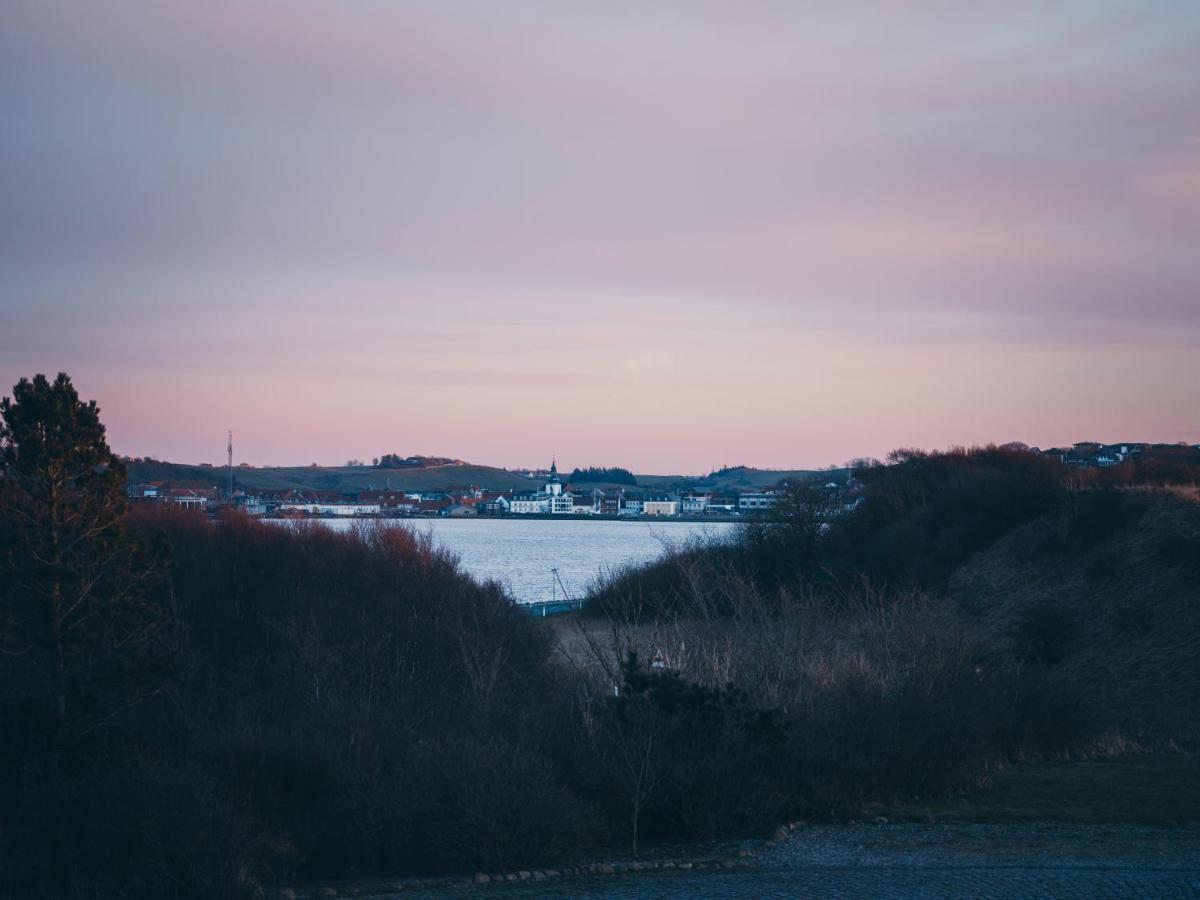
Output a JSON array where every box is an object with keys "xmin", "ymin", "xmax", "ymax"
[{"xmin": 256, "ymin": 513, "xmax": 761, "ymax": 524}]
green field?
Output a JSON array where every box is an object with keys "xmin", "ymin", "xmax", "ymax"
[{"xmin": 870, "ymin": 755, "xmax": 1200, "ymax": 826}]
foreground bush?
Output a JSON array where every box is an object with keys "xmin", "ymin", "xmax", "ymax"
[{"xmin": 1, "ymin": 509, "xmax": 597, "ymax": 896}]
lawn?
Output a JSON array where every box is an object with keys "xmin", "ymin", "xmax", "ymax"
[{"xmin": 871, "ymin": 755, "xmax": 1200, "ymax": 826}]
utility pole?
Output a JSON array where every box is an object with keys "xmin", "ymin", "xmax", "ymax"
[{"xmin": 227, "ymin": 430, "xmax": 234, "ymax": 500}]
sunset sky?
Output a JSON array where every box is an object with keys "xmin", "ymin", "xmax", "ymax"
[{"xmin": 2, "ymin": 2, "xmax": 1198, "ymax": 472}]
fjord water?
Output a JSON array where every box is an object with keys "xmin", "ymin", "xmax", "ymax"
[{"xmin": 320, "ymin": 518, "xmax": 735, "ymax": 604}]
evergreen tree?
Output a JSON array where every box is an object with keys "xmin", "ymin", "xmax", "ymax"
[{"xmin": 0, "ymin": 373, "xmax": 168, "ymax": 758}]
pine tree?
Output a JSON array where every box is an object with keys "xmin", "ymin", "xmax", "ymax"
[{"xmin": 0, "ymin": 373, "xmax": 168, "ymax": 758}]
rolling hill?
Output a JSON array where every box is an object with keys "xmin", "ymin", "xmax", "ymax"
[
  {"xmin": 125, "ymin": 459, "xmax": 831, "ymax": 494},
  {"xmin": 125, "ymin": 459, "xmax": 537, "ymax": 493}
]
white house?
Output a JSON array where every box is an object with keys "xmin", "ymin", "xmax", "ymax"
[
  {"xmin": 570, "ymin": 489, "xmax": 598, "ymax": 514},
  {"xmin": 619, "ymin": 494, "xmax": 645, "ymax": 516},
  {"xmin": 642, "ymin": 494, "xmax": 679, "ymax": 516},
  {"xmin": 737, "ymin": 492, "xmax": 776, "ymax": 513},
  {"xmin": 507, "ymin": 492, "xmax": 550, "ymax": 514}
]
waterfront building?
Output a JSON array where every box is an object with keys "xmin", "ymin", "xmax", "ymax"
[
  {"xmin": 642, "ymin": 494, "xmax": 679, "ymax": 516},
  {"xmin": 598, "ymin": 489, "xmax": 623, "ymax": 516},
  {"xmin": 619, "ymin": 493, "xmax": 645, "ymax": 516},
  {"xmin": 737, "ymin": 492, "xmax": 777, "ymax": 512}
]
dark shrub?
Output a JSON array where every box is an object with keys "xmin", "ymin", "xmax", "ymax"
[
  {"xmin": 1157, "ymin": 530, "xmax": 1200, "ymax": 580},
  {"xmin": 1013, "ymin": 605, "xmax": 1080, "ymax": 666},
  {"xmin": 1112, "ymin": 603, "xmax": 1155, "ymax": 636},
  {"xmin": 1086, "ymin": 550, "xmax": 1123, "ymax": 582}
]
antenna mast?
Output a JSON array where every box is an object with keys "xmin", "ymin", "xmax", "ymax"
[{"xmin": 227, "ymin": 430, "xmax": 234, "ymax": 500}]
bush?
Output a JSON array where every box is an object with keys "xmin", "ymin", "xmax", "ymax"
[
  {"xmin": 1112, "ymin": 603, "xmax": 1154, "ymax": 636},
  {"xmin": 1, "ymin": 508, "xmax": 599, "ymax": 896},
  {"xmin": 1013, "ymin": 605, "xmax": 1080, "ymax": 666}
]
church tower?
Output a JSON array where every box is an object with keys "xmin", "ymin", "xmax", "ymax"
[{"xmin": 545, "ymin": 459, "xmax": 562, "ymax": 496}]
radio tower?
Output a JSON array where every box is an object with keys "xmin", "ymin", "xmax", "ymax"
[{"xmin": 227, "ymin": 430, "xmax": 234, "ymax": 501}]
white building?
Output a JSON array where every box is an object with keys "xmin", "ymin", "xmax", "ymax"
[
  {"xmin": 680, "ymin": 493, "xmax": 710, "ymax": 515},
  {"xmin": 619, "ymin": 494, "xmax": 645, "ymax": 516},
  {"xmin": 167, "ymin": 492, "xmax": 208, "ymax": 510},
  {"xmin": 737, "ymin": 492, "xmax": 777, "ymax": 513},
  {"xmin": 571, "ymin": 489, "xmax": 598, "ymax": 514},
  {"xmin": 508, "ymin": 461, "xmax": 574, "ymax": 514},
  {"xmin": 642, "ymin": 495, "xmax": 679, "ymax": 516},
  {"xmin": 508, "ymin": 492, "xmax": 550, "ymax": 514},
  {"xmin": 278, "ymin": 502, "xmax": 381, "ymax": 516}
]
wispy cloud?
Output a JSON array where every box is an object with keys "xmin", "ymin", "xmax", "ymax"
[{"xmin": 2, "ymin": 1, "xmax": 1198, "ymax": 467}]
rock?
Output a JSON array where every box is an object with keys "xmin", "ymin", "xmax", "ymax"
[
  {"xmin": 677, "ymin": 861, "xmax": 693, "ymax": 870},
  {"xmin": 660, "ymin": 861, "xmax": 675, "ymax": 870},
  {"xmin": 473, "ymin": 873, "xmax": 490, "ymax": 885},
  {"xmin": 505, "ymin": 873, "xmax": 518, "ymax": 881},
  {"xmin": 737, "ymin": 849, "xmax": 755, "ymax": 858},
  {"xmin": 874, "ymin": 816, "xmax": 890, "ymax": 825},
  {"xmin": 517, "ymin": 871, "xmax": 531, "ymax": 880},
  {"xmin": 317, "ymin": 889, "xmax": 338, "ymax": 898},
  {"xmin": 773, "ymin": 828, "xmax": 789, "ymax": 841},
  {"xmin": 276, "ymin": 890, "xmax": 297, "ymax": 900},
  {"xmin": 545, "ymin": 869, "xmax": 560, "ymax": 878},
  {"xmin": 596, "ymin": 863, "xmax": 615, "ymax": 875},
  {"xmin": 532, "ymin": 871, "xmax": 546, "ymax": 880}
]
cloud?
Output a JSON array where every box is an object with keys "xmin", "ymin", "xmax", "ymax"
[{"xmin": 1, "ymin": 1, "xmax": 1198, "ymax": 467}]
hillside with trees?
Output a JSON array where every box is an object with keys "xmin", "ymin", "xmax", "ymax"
[
  {"xmin": 125, "ymin": 458, "xmax": 534, "ymax": 493},
  {"xmin": 569, "ymin": 466, "xmax": 638, "ymax": 485},
  {"xmin": 375, "ymin": 454, "xmax": 462, "ymax": 468}
]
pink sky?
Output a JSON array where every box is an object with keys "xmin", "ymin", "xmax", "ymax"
[{"xmin": 2, "ymin": 2, "xmax": 1198, "ymax": 471}]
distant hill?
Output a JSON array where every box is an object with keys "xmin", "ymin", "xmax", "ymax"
[
  {"xmin": 125, "ymin": 459, "xmax": 536, "ymax": 493},
  {"xmin": 125, "ymin": 458, "xmax": 830, "ymax": 494},
  {"xmin": 569, "ymin": 466, "xmax": 638, "ymax": 486},
  {"xmin": 635, "ymin": 467, "xmax": 835, "ymax": 490}
]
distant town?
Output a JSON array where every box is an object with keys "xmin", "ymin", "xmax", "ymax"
[
  {"xmin": 126, "ymin": 459, "xmax": 806, "ymax": 519},
  {"xmin": 120, "ymin": 441, "xmax": 1200, "ymax": 520}
]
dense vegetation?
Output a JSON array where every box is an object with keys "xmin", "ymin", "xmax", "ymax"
[
  {"xmin": 583, "ymin": 446, "xmax": 1200, "ymax": 839},
  {"xmin": 568, "ymin": 466, "xmax": 638, "ymax": 485},
  {"xmin": 3, "ymin": 376, "xmax": 1197, "ymax": 897},
  {"xmin": 375, "ymin": 454, "xmax": 461, "ymax": 469}
]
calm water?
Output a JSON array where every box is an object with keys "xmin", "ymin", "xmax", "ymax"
[{"xmin": 318, "ymin": 518, "xmax": 735, "ymax": 604}]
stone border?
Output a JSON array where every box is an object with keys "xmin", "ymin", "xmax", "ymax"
[{"xmin": 284, "ymin": 819, "xmax": 815, "ymax": 897}]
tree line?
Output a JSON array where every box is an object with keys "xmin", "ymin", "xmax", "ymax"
[{"xmin": 568, "ymin": 466, "xmax": 638, "ymax": 485}]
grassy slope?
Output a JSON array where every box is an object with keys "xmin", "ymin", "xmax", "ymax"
[
  {"xmin": 634, "ymin": 468, "xmax": 835, "ymax": 490},
  {"xmin": 871, "ymin": 755, "xmax": 1200, "ymax": 825},
  {"xmin": 127, "ymin": 460, "xmax": 536, "ymax": 493},
  {"xmin": 949, "ymin": 490, "xmax": 1200, "ymax": 745}
]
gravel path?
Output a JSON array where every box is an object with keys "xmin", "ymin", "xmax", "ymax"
[{"xmin": 346, "ymin": 824, "xmax": 1200, "ymax": 899}]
